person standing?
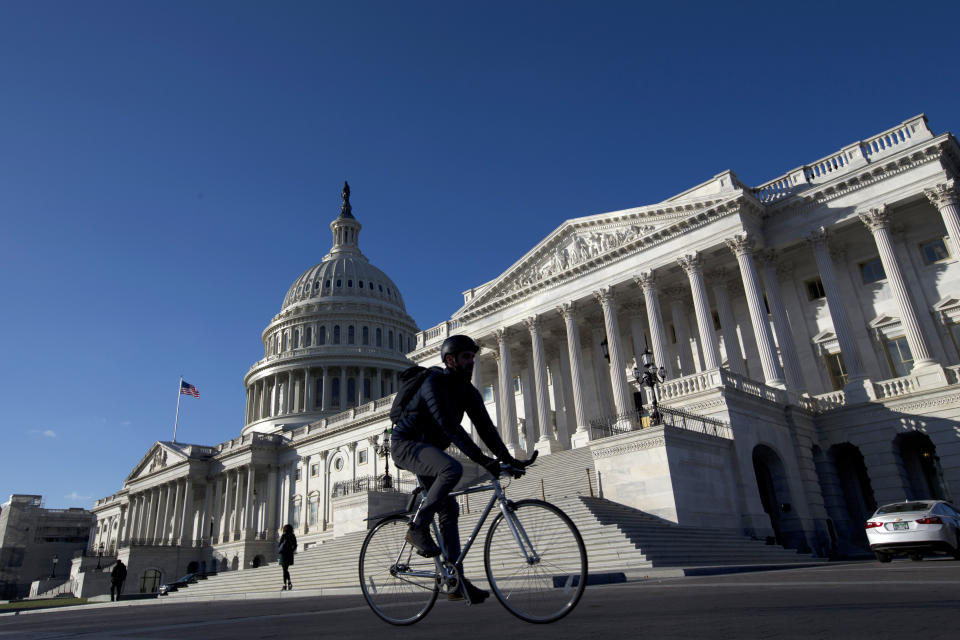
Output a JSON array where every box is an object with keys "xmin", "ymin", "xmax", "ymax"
[
  {"xmin": 278, "ymin": 523, "xmax": 297, "ymax": 591},
  {"xmin": 110, "ymin": 559, "xmax": 127, "ymax": 602}
]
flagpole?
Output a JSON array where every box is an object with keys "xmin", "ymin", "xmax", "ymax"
[{"xmin": 174, "ymin": 376, "xmax": 182, "ymax": 443}]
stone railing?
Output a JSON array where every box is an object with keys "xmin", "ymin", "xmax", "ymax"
[
  {"xmin": 873, "ymin": 375, "xmax": 918, "ymax": 399},
  {"xmin": 415, "ymin": 319, "xmax": 465, "ymax": 351},
  {"xmin": 216, "ymin": 432, "xmax": 285, "ymax": 453},
  {"xmin": 750, "ymin": 115, "xmax": 931, "ymax": 204},
  {"xmin": 588, "ymin": 406, "xmax": 731, "ymax": 441},
  {"xmin": 945, "ymin": 364, "xmax": 960, "ymax": 385}
]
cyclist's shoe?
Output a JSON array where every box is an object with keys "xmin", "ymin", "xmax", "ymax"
[
  {"xmin": 448, "ymin": 578, "xmax": 489, "ymax": 604},
  {"xmin": 405, "ymin": 522, "xmax": 441, "ymax": 558}
]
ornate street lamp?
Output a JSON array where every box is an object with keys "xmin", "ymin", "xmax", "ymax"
[
  {"xmin": 50, "ymin": 553, "xmax": 59, "ymax": 578},
  {"xmin": 632, "ymin": 347, "xmax": 667, "ymax": 425},
  {"xmin": 374, "ymin": 428, "xmax": 392, "ymax": 490},
  {"xmin": 95, "ymin": 542, "xmax": 104, "ymax": 569}
]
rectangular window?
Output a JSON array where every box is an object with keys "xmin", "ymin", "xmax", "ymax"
[
  {"xmin": 358, "ymin": 449, "xmax": 368, "ymax": 464},
  {"xmin": 310, "ymin": 463, "xmax": 319, "ymax": 477},
  {"xmin": 482, "ymin": 385, "xmax": 494, "ymax": 403},
  {"xmin": 824, "ymin": 352, "xmax": 848, "ymax": 390},
  {"xmin": 295, "ymin": 468, "xmax": 302, "ymax": 481},
  {"xmin": 919, "ymin": 237, "xmax": 950, "ymax": 265},
  {"xmin": 885, "ymin": 336, "xmax": 914, "ymax": 378},
  {"xmin": 309, "ymin": 500, "xmax": 319, "ymax": 526},
  {"xmin": 805, "ymin": 277, "xmax": 826, "ymax": 301},
  {"xmin": 291, "ymin": 503, "xmax": 301, "ymax": 529},
  {"xmin": 859, "ymin": 257, "xmax": 886, "ymax": 284}
]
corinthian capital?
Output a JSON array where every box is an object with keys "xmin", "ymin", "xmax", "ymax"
[
  {"xmin": 805, "ymin": 226, "xmax": 829, "ymax": 249},
  {"xmin": 925, "ymin": 179, "xmax": 959, "ymax": 209},
  {"xmin": 593, "ymin": 286, "xmax": 615, "ymax": 308},
  {"xmin": 676, "ymin": 252, "xmax": 703, "ymax": 274},
  {"xmin": 634, "ymin": 270, "xmax": 656, "ymax": 291},
  {"xmin": 523, "ymin": 315, "xmax": 541, "ymax": 333},
  {"xmin": 724, "ymin": 233, "xmax": 755, "ymax": 256},
  {"xmin": 557, "ymin": 301, "xmax": 576, "ymax": 320},
  {"xmin": 858, "ymin": 205, "xmax": 890, "ymax": 232},
  {"xmin": 755, "ymin": 249, "xmax": 778, "ymax": 269},
  {"xmin": 493, "ymin": 328, "xmax": 510, "ymax": 344}
]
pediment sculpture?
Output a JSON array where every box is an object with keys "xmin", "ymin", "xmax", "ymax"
[{"xmin": 148, "ymin": 448, "xmax": 168, "ymax": 473}]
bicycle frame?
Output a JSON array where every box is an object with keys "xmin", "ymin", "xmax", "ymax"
[{"xmin": 389, "ymin": 474, "xmax": 539, "ymax": 586}]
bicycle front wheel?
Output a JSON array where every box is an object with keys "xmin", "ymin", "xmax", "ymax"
[
  {"xmin": 359, "ymin": 515, "xmax": 439, "ymax": 625},
  {"xmin": 484, "ymin": 499, "xmax": 588, "ymax": 623}
]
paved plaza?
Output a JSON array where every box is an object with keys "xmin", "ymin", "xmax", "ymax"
[{"xmin": 4, "ymin": 560, "xmax": 960, "ymax": 639}]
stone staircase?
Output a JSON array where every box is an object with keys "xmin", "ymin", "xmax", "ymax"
[{"xmin": 165, "ymin": 447, "xmax": 819, "ymax": 601}]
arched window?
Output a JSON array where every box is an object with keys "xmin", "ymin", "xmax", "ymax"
[
  {"xmin": 294, "ymin": 329, "xmax": 300, "ymax": 348},
  {"xmin": 388, "ymin": 330, "xmax": 394, "ymax": 349},
  {"xmin": 305, "ymin": 327, "xmax": 312, "ymax": 346},
  {"xmin": 348, "ymin": 325, "xmax": 355, "ymax": 344},
  {"xmin": 376, "ymin": 328, "xmax": 382, "ymax": 347},
  {"xmin": 363, "ymin": 378, "xmax": 371, "ymax": 400},
  {"xmin": 319, "ymin": 326, "xmax": 327, "ymax": 345},
  {"xmin": 282, "ymin": 332, "xmax": 288, "ymax": 351},
  {"xmin": 334, "ymin": 325, "xmax": 341, "ymax": 344},
  {"xmin": 331, "ymin": 378, "xmax": 340, "ymax": 408},
  {"xmin": 362, "ymin": 326, "xmax": 369, "ymax": 345},
  {"xmin": 315, "ymin": 378, "xmax": 323, "ymax": 408},
  {"xmin": 397, "ymin": 332, "xmax": 402, "ymax": 352},
  {"xmin": 347, "ymin": 378, "xmax": 356, "ymax": 405}
]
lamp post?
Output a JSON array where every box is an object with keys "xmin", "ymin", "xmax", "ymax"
[
  {"xmin": 374, "ymin": 428, "xmax": 392, "ymax": 490},
  {"xmin": 95, "ymin": 542, "xmax": 104, "ymax": 569},
  {"xmin": 50, "ymin": 554, "xmax": 59, "ymax": 578},
  {"xmin": 632, "ymin": 347, "xmax": 667, "ymax": 425}
]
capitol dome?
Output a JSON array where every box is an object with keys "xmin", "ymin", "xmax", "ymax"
[{"xmin": 241, "ymin": 183, "xmax": 419, "ymax": 435}]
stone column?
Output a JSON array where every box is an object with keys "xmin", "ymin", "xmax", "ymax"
[
  {"xmin": 525, "ymin": 315, "xmax": 559, "ymax": 454},
  {"xmin": 725, "ymin": 233, "xmax": 786, "ymax": 388},
  {"xmin": 304, "ymin": 367, "xmax": 312, "ymax": 412},
  {"xmin": 805, "ymin": 227, "xmax": 869, "ymax": 391},
  {"xmin": 635, "ymin": 271, "xmax": 672, "ymax": 378},
  {"xmin": 117, "ymin": 505, "xmax": 127, "ymax": 546},
  {"xmin": 375, "ymin": 368, "xmax": 383, "ymax": 400},
  {"xmin": 678, "ymin": 253, "xmax": 721, "ymax": 370},
  {"xmin": 494, "ymin": 328, "xmax": 521, "ymax": 456},
  {"xmin": 211, "ymin": 476, "xmax": 223, "ymax": 542},
  {"xmin": 201, "ymin": 482, "xmax": 212, "ymax": 543},
  {"xmin": 280, "ymin": 464, "xmax": 291, "ymax": 531},
  {"xmin": 243, "ymin": 465, "xmax": 255, "ymax": 536},
  {"xmin": 320, "ymin": 451, "xmax": 330, "ymax": 530},
  {"xmin": 162, "ymin": 483, "xmax": 175, "ymax": 543},
  {"xmin": 301, "ymin": 456, "xmax": 311, "ymax": 534},
  {"xmin": 257, "ymin": 380, "xmax": 265, "ymax": 420},
  {"xmin": 169, "ymin": 480, "xmax": 183, "ymax": 544},
  {"xmin": 178, "ymin": 480, "xmax": 193, "ymax": 545},
  {"xmin": 558, "ymin": 303, "xmax": 590, "ymax": 447},
  {"xmin": 321, "ymin": 367, "xmax": 330, "ymax": 411},
  {"xmin": 356, "ymin": 368, "xmax": 365, "ymax": 406},
  {"xmin": 594, "ymin": 286, "xmax": 633, "ymax": 420},
  {"xmin": 339, "ymin": 367, "xmax": 347, "ymax": 409},
  {"xmin": 859, "ymin": 206, "xmax": 937, "ymax": 372},
  {"xmin": 667, "ymin": 289, "xmax": 697, "ymax": 375},
  {"xmin": 266, "ymin": 465, "xmax": 278, "ymax": 537},
  {"xmin": 709, "ymin": 270, "xmax": 746, "ymax": 375},
  {"xmin": 285, "ymin": 371, "xmax": 293, "ymax": 415},
  {"xmin": 232, "ymin": 468, "xmax": 244, "ymax": 539},
  {"xmin": 925, "ymin": 179, "xmax": 960, "ymax": 257},
  {"xmin": 757, "ymin": 250, "xmax": 806, "ymax": 391}
]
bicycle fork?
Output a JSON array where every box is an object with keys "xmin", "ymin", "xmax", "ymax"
[{"xmin": 499, "ymin": 501, "xmax": 541, "ymax": 565}]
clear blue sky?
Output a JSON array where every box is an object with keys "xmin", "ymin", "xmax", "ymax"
[{"xmin": 2, "ymin": 0, "xmax": 958, "ymax": 508}]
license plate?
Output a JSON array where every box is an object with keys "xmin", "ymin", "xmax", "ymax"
[{"xmin": 892, "ymin": 522, "xmax": 909, "ymax": 531}]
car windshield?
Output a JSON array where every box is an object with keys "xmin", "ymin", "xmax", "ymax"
[{"xmin": 876, "ymin": 502, "xmax": 932, "ymax": 514}]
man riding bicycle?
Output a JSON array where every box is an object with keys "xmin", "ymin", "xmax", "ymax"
[{"xmin": 391, "ymin": 334, "xmax": 535, "ymax": 604}]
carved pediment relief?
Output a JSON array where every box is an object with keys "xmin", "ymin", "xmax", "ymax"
[
  {"xmin": 933, "ymin": 294, "xmax": 960, "ymax": 325},
  {"xmin": 868, "ymin": 313, "xmax": 902, "ymax": 340},
  {"xmin": 455, "ymin": 193, "xmax": 744, "ymax": 318},
  {"xmin": 126, "ymin": 443, "xmax": 188, "ymax": 482}
]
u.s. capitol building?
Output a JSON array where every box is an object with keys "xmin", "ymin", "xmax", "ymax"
[{"xmin": 89, "ymin": 115, "xmax": 960, "ymax": 593}]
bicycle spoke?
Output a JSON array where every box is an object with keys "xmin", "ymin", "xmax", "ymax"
[
  {"xmin": 484, "ymin": 500, "xmax": 587, "ymax": 623},
  {"xmin": 359, "ymin": 516, "xmax": 439, "ymax": 625}
]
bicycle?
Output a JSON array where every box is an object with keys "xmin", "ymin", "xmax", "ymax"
[{"xmin": 358, "ymin": 461, "xmax": 588, "ymax": 625}]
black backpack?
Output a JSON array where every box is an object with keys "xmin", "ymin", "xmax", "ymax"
[{"xmin": 389, "ymin": 365, "xmax": 441, "ymax": 424}]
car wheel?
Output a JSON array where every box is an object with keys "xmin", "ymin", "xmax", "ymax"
[
  {"xmin": 909, "ymin": 553, "xmax": 923, "ymax": 562},
  {"xmin": 875, "ymin": 551, "xmax": 892, "ymax": 563}
]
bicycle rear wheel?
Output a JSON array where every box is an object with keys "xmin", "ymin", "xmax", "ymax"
[
  {"xmin": 359, "ymin": 515, "xmax": 439, "ymax": 625},
  {"xmin": 484, "ymin": 499, "xmax": 587, "ymax": 623}
]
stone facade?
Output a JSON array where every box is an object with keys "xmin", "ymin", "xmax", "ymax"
[{"xmin": 86, "ymin": 115, "xmax": 960, "ymax": 594}]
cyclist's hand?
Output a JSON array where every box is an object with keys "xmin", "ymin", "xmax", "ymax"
[{"xmin": 480, "ymin": 456, "xmax": 501, "ymax": 477}]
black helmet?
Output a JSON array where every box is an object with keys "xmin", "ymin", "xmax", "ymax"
[{"xmin": 440, "ymin": 334, "xmax": 480, "ymax": 363}]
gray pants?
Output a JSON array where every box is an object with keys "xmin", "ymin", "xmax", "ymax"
[{"xmin": 391, "ymin": 440, "xmax": 486, "ymax": 567}]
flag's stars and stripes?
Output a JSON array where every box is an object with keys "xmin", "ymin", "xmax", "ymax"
[{"xmin": 180, "ymin": 381, "xmax": 200, "ymax": 398}]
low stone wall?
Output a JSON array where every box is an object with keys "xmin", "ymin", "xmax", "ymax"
[{"xmin": 332, "ymin": 491, "xmax": 408, "ymax": 537}]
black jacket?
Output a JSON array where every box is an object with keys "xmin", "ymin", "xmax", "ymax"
[
  {"xmin": 391, "ymin": 367, "xmax": 510, "ymax": 465},
  {"xmin": 278, "ymin": 531, "xmax": 297, "ymax": 565},
  {"xmin": 111, "ymin": 562, "xmax": 126, "ymax": 583}
]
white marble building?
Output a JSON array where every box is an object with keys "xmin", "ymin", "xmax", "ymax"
[{"xmin": 91, "ymin": 115, "xmax": 960, "ymax": 591}]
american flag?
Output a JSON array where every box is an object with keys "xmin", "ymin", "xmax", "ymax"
[{"xmin": 180, "ymin": 381, "xmax": 200, "ymax": 398}]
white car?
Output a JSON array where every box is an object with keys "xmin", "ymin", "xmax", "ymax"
[{"xmin": 866, "ymin": 500, "xmax": 960, "ymax": 562}]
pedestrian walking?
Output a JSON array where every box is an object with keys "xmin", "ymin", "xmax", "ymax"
[
  {"xmin": 110, "ymin": 559, "xmax": 127, "ymax": 602},
  {"xmin": 278, "ymin": 524, "xmax": 297, "ymax": 591}
]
